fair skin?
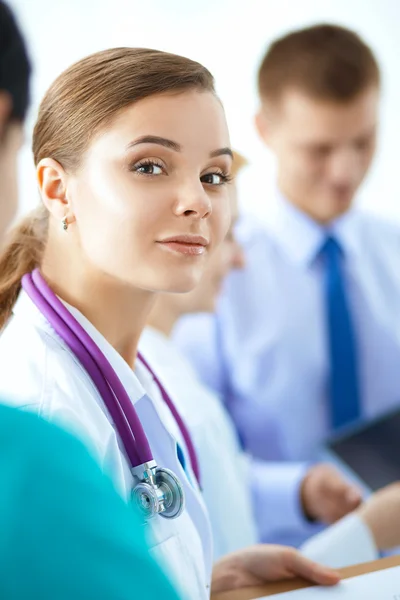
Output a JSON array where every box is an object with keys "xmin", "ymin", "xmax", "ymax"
[
  {"xmin": 36, "ymin": 89, "xmax": 339, "ymax": 592},
  {"xmin": 255, "ymin": 85, "xmax": 379, "ymax": 224},
  {"xmin": 356, "ymin": 482, "xmax": 400, "ymax": 550},
  {"xmin": 0, "ymin": 91, "xmax": 23, "ymax": 242}
]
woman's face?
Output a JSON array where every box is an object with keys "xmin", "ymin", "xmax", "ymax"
[{"xmin": 65, "ymin": 90, "xmax": 232, "ymax": 293}]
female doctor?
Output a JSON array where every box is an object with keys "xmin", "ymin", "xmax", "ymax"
[{"xmin": 0, "ymin": 47, "xmax": 339, "ymax": 598}]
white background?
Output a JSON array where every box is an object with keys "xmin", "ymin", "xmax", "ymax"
[{"xmin": 8, "ymin": 0, "xmax": 400, "ymax": 223}]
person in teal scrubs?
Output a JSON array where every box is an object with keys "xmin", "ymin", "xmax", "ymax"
[
  {"xmin": 0, "ymin": 3, "xmax": 178, "ymax": 598},
  {"xmin": 0, "ymin": 406, "xmax": 179, "ymax": 599}
]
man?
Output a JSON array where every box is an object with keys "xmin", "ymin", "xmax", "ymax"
[{"xmin": 174, "ymin": 24, "xmax": 400, "ymax": 546}]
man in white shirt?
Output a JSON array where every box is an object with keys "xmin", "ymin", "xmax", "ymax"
[{"xmin": 173, "ymin": 24, "xmax": 400, "ymax": 545}]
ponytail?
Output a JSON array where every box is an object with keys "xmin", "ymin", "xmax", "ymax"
[{"xmin": 0, "ymin": 205, "xmax": 48, "ymax": 329}]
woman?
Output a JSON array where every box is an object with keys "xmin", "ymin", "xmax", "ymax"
[
  {"xmin": 0, "ymin": 47, "xmax": 339, "ymax": 597},
  {"xmin": 142, "ymin": 151, "xmax": 400, "ymax": 569},
  {"xmin": 0, "ymin": 3, "xmax": 179, "ymax": 598}
]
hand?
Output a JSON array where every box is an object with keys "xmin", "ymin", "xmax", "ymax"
[
  {"xmin": 211, "ymin": 544, "xmax": 340, "ymax": 594},
  {"xmin": 356, "ymin": 482, "xmax": 400, "ymax": 550},
  {"xmin": 301, "ymin": 464, "xmax": 362, "ymax": 524}
]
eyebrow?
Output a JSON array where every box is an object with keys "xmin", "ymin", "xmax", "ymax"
[{"xmin": 126, "ymin": 135, "xmax": 233, "ymax": 160}]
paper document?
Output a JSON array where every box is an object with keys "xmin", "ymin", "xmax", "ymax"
[{"xmin": 256, "ymin": 565, "xmax": 400, "ymax": 598}]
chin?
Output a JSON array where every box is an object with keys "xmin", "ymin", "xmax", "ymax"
[
  {"xmin": 158, "ymin": 273, "xmax": 201, "ymax": 295},
  {"xmin": 321, "ymin": 196, "xmax": 354, "ymax": 222}
]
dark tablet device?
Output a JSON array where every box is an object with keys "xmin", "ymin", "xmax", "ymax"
[{"xmin": 326, "ymin": 408, "xmax": 400, "ymax": 491}]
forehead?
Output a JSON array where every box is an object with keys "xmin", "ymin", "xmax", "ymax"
[
  {"xmin": 273, "ymin": 86, "xmax": 380, "ymax": 142},
  {"xmin": 91, "ymin": 90, "xmax": 230, "ymax": 157}
]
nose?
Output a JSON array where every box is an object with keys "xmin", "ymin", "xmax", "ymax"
[{"xmin": 173, "ymin": 180, "xmax": 212, "ymax": 219}]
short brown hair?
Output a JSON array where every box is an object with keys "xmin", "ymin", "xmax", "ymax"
[
  {"xmin": 0, "ymin": 47, "xmax": 216, "ymax": 328},
  {"xmin": 258, "ymin": 24, "xmax": 380, "ymax": 104}
]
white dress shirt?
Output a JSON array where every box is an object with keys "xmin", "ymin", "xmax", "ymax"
[{"xmin": 0, "ymin": 291, "xmax": 212, "ymax": 599}]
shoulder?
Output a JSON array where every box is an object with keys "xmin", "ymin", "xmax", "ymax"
[
  {"xmin": 0, "ymin": 313, "xmax": 50, "ymax": 410},
  {"xmin": 342, "ymin": 211, "xmax": 400, "ymax": 271},
  {"xmin": 0, "ymin": 311, "xmax": 114, "ymax": 458},
  {"xmin": 352, "ymin": 211, "xmax": 400, "ymax": 244},
  {"xmin": 0, "ymin": 403, "xmax": 95, "ymax": 474}
]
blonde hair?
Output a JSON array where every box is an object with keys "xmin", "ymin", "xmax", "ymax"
[{"xmin": 0, "ymin": 47, "xmax": 215, "ymax": 328}]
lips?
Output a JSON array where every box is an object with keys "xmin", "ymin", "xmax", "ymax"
[{"xmin": 157, "ymin": 234, "xmax": 209, "ymax": 256}]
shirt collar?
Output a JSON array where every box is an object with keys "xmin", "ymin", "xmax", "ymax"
[
  {"xmin": 13, "ymin": 289, "xmax": 147, "ymax": 406},
  {"xmin": 262, "ymin": 190, "xmax": 361, "ymax": 267}
]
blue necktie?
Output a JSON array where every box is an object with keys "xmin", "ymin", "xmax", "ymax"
[{"xmin": 320, "ymin": 236, "xmax": 361, "ymax": 430}]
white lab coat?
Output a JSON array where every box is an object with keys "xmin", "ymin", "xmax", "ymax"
[
  {"xmin": 139, "ymin": 327, "xmax": 378, "ymax": 569},
  {"xmin": 0, "ymin": 291, "xmax": 212, "ymax": 600}
]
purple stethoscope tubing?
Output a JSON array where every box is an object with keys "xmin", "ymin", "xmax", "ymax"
[
  {"xmin": 23, "ymin": 269, "xmax": 152, "ymax": 465},
  {"xmin": 21, "ymin": 269, "xmax": 200, "ymax": 484},
  {"xmin": 138, "ymin": 352, "xmax": 201, "ymax": 484}
]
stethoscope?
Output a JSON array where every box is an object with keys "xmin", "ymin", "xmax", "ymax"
[{"xmin": 21, "ymin": 269, "xmax": 201, "ymax": 521}]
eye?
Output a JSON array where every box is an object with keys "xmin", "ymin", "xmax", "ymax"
[
  {"xmin": 201, "ymin": 172, "xmax": 232, "ymax": 186},
  {"xmin": 130, "ymin": 159, "xmax": 165, "ymax": 176}
]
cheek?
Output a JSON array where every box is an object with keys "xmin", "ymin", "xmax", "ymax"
[
  {"xmin": 306, "ymin": 159, "xmax": 327, "ymax": 184},
  {"xmin": 73, "ymin": 168, "xmax": 159, "ymax": 241},
  {"xmin": 210, "ymin": 192, "xmax": 231, "ymax": 247},
  {"xmin": 287, "ymin": 152, "xmax": 318, "ymax": 182},
  {"xmin": 71, "ymin": 170, "xmax": 160, "ymax": 270},
  {"xmin": 362, "ymin": 148, "xmax": 375, "ymax": 170}
]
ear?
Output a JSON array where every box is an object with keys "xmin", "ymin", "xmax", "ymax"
[
  {"xmin": 254, "ymin": 109, "xmax": 271, "ymax": 146},
  {"xmin": 0, "ymin": 91, "xmax": 12, "ymax": 138},
  {"xmin": 37, "ymin": 158, "xmax": 76, "ymax": 225}
]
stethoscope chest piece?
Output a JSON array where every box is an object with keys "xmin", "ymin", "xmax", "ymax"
[{"xmin": 132, "ymin": 462, "xmax": 185, "ymax": 520}]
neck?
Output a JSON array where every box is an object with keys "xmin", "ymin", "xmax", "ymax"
[
  {"xmin": 41, "ymin": 242, "xmax": 156, "ymax": 367},
  {"xmin": 277, "ymin": 176, "xmax": 337, "ymax": 226},
  {"xmin": 147, "ymin": 298, "xmax": 183, "ymax": 338}
]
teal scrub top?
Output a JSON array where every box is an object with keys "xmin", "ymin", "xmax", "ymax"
[{"xmin": 0, "ymin": 403, "xmax": 180, "ymax": 599}]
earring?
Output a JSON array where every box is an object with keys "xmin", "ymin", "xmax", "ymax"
[{"xmin": 62, "ymin": 217, "xmax": 68, "ymax": 231}]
